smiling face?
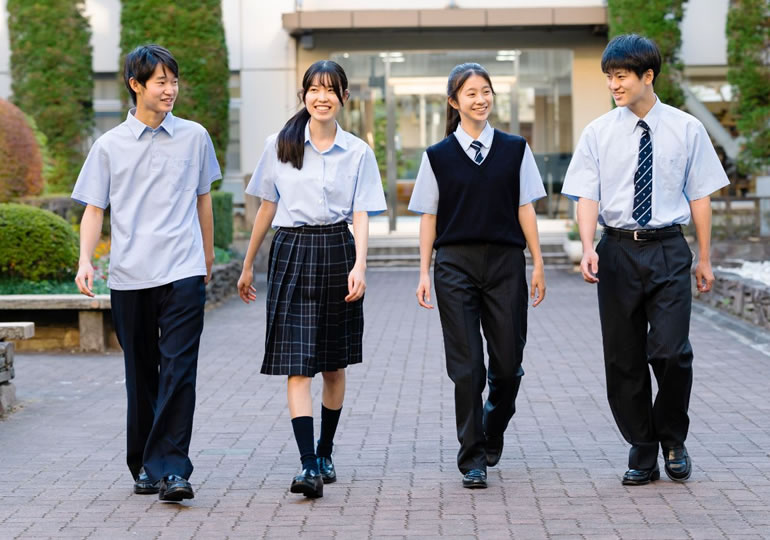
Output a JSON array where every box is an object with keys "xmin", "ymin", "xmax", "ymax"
[
  {"xmin": 605, "ymin": 67, "xmax": 654, "ymax": 110},
  {"xmin": 449, "ymin": 74, "xmax": 494, "ymax": 127},
  {"xmin": 130, "ymin": 63, "xmax": 178, "ymax": 115},
  {"xmin": 303, "ymin": 73, "xmax": 348, "ymax": 125}
]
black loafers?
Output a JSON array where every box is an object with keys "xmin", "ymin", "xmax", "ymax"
[
  {"xmin": 158, "ymin": 475, "xmax": 194, "ymax": 501},
  {"xmin": 134, "ymin": 467, "xmax": 160, "ymax": 495},
  {"xmin": 462, "ymin": 469, "xmax": 488, "ymax": 489},
  {"xmin": 622, "ymin": 464, "xmax": 660, "ymax": 486},
  {"xmin": 485, "ymin": 434, "xmax": 504, "ymax": 467},
  {"xmin": 663, "ymin": 446, "xmax": 692, "ymax": 482},
  {"xmin": 317, "ymin": 456, "xmax": 336, "ymax": 484},
  {"xmin": 290, "ymin": 469, "xmax": 323, "ymax": 498}
]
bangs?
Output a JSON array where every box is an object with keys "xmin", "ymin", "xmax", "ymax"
[{"xmin": 302, "ymin": 60, "xmax": 348, "ymax": 103}]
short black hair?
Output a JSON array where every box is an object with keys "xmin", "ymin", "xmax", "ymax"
[
  {"xmin": 123, "ymin": 45, "xmax": 179, "ymax": 104},
  {"xmin": 601, "ymin": 34, "xmax": 661, "ymax": 84}
]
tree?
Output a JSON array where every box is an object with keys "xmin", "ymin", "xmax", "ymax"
[
  {"xmin": 120, "ymin": 1, "xmax": 230, "ymax": 172},
  {"xmin": 0, "ymin": 98, "xmax": 43, "ymax": 202},
  {"xmin": 607, "ymin": 0, "xmax": 686, "ymax": 108},
  {"xmin": 726, "ymin": 0, "xmax": 770, "ymax": 175},
  {"xmin": 6, "ymin": 0, "xmax": 93, "ymax": 193}
]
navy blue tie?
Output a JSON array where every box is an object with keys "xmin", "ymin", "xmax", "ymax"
[
  {"xmin": 469, "ymin": 140, "xmax": 483, "ymax": 164},
  {"xmin": 633, "ymin": 120, "xmax": 653, "ymax": 227}
]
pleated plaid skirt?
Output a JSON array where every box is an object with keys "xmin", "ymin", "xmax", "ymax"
[{"xmin": 261, "ymin": 221, "xmax": 364, "ymax": 376}]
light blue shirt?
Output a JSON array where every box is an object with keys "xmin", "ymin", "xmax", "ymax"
[
  {"xmin": 408, "ymin": 122, "xmax": 546, "ymax": 214},
  {"xmin": 246, "ymin": 122, "xmax": 386, "ymax": 228},
  {"xmin": 561, "ymin": 97, "xmax": 729, "ymax": 229},
  {"xmin": 72, "ymin": 109, "xmax": 221, "ymax": 290}
]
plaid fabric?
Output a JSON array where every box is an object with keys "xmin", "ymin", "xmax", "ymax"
[{"xmin": 262, "ymin": 221, "xmax": 363, "ymax": 376}]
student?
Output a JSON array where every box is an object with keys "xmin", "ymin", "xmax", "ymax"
[
  {"xmin": 562, "ymin": 34, "xmax": 728, "ymax": 486},
  {"xmin": 409, "ymin": 62, "xmax": 547, "ymax": 489},
  {"xmin": 237, "ymin": 60, "xmax": 386, "ymax": 499},
  {"xmin": 73, "ymin": 45, "xmax": 221, "ymax": 501}
]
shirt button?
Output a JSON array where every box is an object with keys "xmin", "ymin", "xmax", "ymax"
[{"xmin": 318, "ymin": 199, "xmax": 323, "ymax": 204}]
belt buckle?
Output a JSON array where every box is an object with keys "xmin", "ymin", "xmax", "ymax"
[{"xmin": 633, "ymin": 230, "xmax": 647, "ymax": 241}]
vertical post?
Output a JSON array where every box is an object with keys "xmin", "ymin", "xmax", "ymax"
[
  {"xmin": 385, "ymin": 58, "xmax": 397, "ymax": 233},
  {"xmin": 510, "ymin": 53, "xmax": 520, "ymax": 135}
]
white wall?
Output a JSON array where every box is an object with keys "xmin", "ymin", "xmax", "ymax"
[
  {"xmin": 680, "ymin": 0, "xmax": 729, "ymax": 66},
  {"xmin": 0, "ymin": 0, "xmax": 10, "ymax": 99},
  {"xmin": 84, "ymin": 0, "xmax": 120, "ymax": 72}
]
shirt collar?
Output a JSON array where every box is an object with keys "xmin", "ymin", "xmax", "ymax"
[
  {"xmin": 621, "ymin": 95, "xmax": 661, "ymax": 135},
  {"xmin": 125, "ymin": 109, "xmax": 176, "ymax": 139},
  {"xmin": 454, "ymin": 121, "xmax": 494, "ymax": 150},
  {"xmin": 304, "ymin": 121, "xmax": 348, "ymax": 152}
]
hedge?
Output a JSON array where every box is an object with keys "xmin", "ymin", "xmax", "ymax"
[
  {"xmin": 120, "ymin": 1, "xmax": 230, "ymax": 172},
  {"xmin": 6, "ymin": 0, "xmax": 93, "ymax": 193},
  {"xmin": 0, "ymin": 203, "xmax": 78, "ymax": 281},
  {"xmin": 0, "ymin": 98, "xmax": 43, "ymax": 202},
  {"xmin": 212, "ymin": 190, "xmax": 233, "ymax": 249},
  {"xmin": 727, "ymin": 0, "xmax": 770, "ymax": 175},
  {"xmin": 607, "ymin": 0, "xmax": 686, "ymax": 109}
]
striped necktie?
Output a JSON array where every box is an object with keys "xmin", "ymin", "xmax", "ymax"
[
  {"xmin": 469, "ymin": 140, "xmax": 484, "ymax": 164},
  {"xmin": 633, "ymin": 120, "xmax": 653, "ymax": 227}
]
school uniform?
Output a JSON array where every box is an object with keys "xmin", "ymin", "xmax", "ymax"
[
  {"xmin": 409, "ymin": 122, "xmax": 546, "ymax": 474},
  {"xmin": 245, "ymin": 122, "xmax": 386, "ymax": 377},
  {"xmin": 562, "ymin": 97, "xmax": 728, "ymax": 472},
  {"xmin": 72, "ymin": 109, "xmax": 221, "ymax": 484}
]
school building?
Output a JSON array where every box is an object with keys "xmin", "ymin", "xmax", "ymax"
[{"xmin": 0, "ymin": 0, "xmax": 733, "ymax": 227}]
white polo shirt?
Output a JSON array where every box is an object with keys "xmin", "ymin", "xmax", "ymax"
[{"xmin": 72, "ymin": 109, "xmax": 222, "ymax": 290}]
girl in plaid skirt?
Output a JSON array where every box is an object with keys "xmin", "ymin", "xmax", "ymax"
[{"xmin": 237, "ymin": 60, "xmax": 386, "ymax": 498}]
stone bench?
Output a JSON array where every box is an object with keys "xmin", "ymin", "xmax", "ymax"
[
  {"xmin": 0, "ymin": 295, "xmax": 112, "ymax": 352},
  {"xmin": 0, "ymin": 322, "xmax": 35, "ymax": 415}
]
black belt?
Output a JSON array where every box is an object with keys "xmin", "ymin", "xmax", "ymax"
[{"xmin": 603, "ymin": 224, "xmax": 682, "ymax": 241}]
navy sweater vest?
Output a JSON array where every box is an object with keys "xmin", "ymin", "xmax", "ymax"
[{"xmin": 426, "ymin": 130, "xmax": 527, "ymax": 249}]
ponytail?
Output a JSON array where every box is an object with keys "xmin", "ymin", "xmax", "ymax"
[
  {"xmin": 445, "ymin": 103, "xmax": 461, "ymax": 138},
  {"xmin": 277, "ymin": 108, "xmax": 311, "ymax": 170}
]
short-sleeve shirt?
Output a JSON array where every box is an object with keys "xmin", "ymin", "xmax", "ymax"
[
  {"xmin": 408, "ymin": 122, "xmax": 546, "ymax": 214},
  {"xmin": 245, "ymin": 122, "xmax": 386, "ymax": 228},
  {"xmin": 561, "ymin": 97, "xmax": 729, "ymax": 228},
  {"xmin": 71, "ymin": 109, "xmax": 222, "ymax": 290}
]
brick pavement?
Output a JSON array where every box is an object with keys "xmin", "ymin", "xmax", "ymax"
[{"xmin": 1, "ymin": 268, "xmax": 769, "ymax": 540}]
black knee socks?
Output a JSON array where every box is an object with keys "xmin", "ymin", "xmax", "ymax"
[
  {"xmin": 316, "ymin": 405, "xmax": 342, "ymax": 458},
  {"xmin": 291, "ymin": 416, "xmax": 318, "ymax": 473}
]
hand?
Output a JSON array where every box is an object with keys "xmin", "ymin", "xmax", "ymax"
[
  {"xmin": 694, "ymin": 259, "xmax": 715, "ymax": 293},
  {"xmin": 75, "ymin": 260, "xmax": 95, "ymax": 297},
  {"xmin": 204, "ymin": 253, "xmax": 214, "ymax": 285},
  {"xmin": 237, "ymin": 266, "xmax": 257, "ymax": 303},
  {"xmin": 530, "ymin": 265, "xmax": 546, "ymax": 307},
  {"xmin": 580, "ymin": 249, "xmax": 599, "ymax": 283},
  {"xmin": 345, "ymin": 265, "xmax": 366, "ymax": 302},
  {"xmin": 416, "ymin": 273, "xmax": 433, "ymax": 309}
]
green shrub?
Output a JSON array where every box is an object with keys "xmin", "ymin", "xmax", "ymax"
[
  {"xmin": 607, "ymin": 0, "xmax": 686, "ymax": 108},
  {"xmin": 0, "ymin": 203, "xmax": 78, "ymax": 281},
  {"xmin": 0, "ymin": 98, "xmax": 43, "ymax": 202},
  {"xmin": 6, "ymin": 0, "xmax": 93, "ymax": 193},
  {"xmin": 212, "ymin": 190, "xmax": 233, "ymax": 249},
  {"xmin": 727, "ymin": 0, "xmax": 770, "ymax": 175},
  {"xmin": 120, "ymin": 0, "xmax": 230, "ymax": 171}
]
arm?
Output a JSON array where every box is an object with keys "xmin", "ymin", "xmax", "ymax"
[
  {"xmin": 75, "ymin": 205, "xmax": 104, "ymax": 297},
  {"xmin": 197, "ymin": 192, "xmax": 215, "ymax": 284},
  {"xmin": 237, "ymin": 199, "xmax": 278, "ymax": 303},
  {"xmin": 416, "ymin": 213, "xmax": 437, "ymax": 309},
  {"xmin": 518, "ymin": 203, "xmax": 545, "ymax": 306},
  {"xmin": 577, "ymin": 198, "xmax": 600, "ymax": 283},
  {"xmin": 690, "ymin": 196, "xmax": 715, "ymax": 292},
  {"xmin": 346, "ymin": 211, "xmax": 369, "ymax": 302}
]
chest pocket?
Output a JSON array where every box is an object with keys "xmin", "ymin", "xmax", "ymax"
[
  {"xmin": 656, "ymin": 152, "xmax": 687, "ymax": 194},
  {"xmin": 165, "ymin": 158, "xmax": 197, "ymax": 191}
]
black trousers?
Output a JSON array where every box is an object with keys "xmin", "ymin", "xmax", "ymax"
[
  {"xmin": 110, "ymin": 276, "xmax": 206, "ymax": 483},
  {"xmin": 434, "ymin": 244, "xmax": 527, "ymax": 473},
  {"xmin": 596, "ymin": 231, "xmax": 693, "ymax": 470}
]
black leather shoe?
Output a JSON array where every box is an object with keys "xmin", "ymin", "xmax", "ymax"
[
  {"xmin": 462, "ymin": 469, "xmax": 487, "ymax": 489},
  {"xmin": 290, "ymin": 469, "xmax": 323, "ymax": 498},
  {"xmin": 134, "ymin": 467, "xmax": 160, "ymax": 495},
  {"xmin": 622, "ymin": 464, "xmax": 660, "ymax": 486},
  {"xmin": 317, "ymin": 456, "xmax": 336, "ymax": 484},
  {"xmin": 663, "ymin": 446, "xmax": 692, "ymax": 482},
  {"xmin": 485, "ymin": 434, "xmax": 504, "ymax": 467},
  {"xmin": 158, "ymin": 475, "xmax": 194, "ymax": 501}
]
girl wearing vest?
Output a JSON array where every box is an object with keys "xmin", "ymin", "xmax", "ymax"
[
  {"xmin": 237, "ymin": 60, "xmax": 386, "ymax": 499},
  {"xmin": 409, "ymin": 63, "xmax": 547, "ymax": 489}
]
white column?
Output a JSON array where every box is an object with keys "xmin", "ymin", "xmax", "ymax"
[{"xmin": 0, "ymin": 0, "xmax": 11, "ymax": 99}]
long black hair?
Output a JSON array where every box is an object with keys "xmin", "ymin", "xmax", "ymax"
[
  {"xmin": 444, "ymin": 63, "xmax": 496, "ymax": 137},
  {"xmin": 277, "ymin": 60, "xmax": 348, "ymax": 169}
]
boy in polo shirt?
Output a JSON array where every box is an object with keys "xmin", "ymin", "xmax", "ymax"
[
  {"xmin": 73, "ymin": 45, "xmax": 221, "ymax": 502},
  {"xmin": 562, "ymin": 34, "xmax": 728, "ymax": 486}
]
